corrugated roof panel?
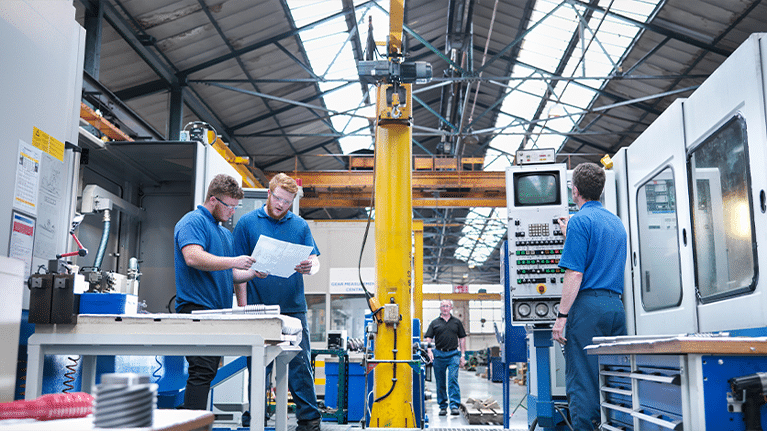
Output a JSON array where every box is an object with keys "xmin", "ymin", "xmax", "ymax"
[{"xmin": 75, "ymin": 0, "xmax": 767, "ymax": 284}]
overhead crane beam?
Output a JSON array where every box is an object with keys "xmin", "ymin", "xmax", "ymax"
[{"xmin": 265, "ymin": 170, "xmax": 507, "ymax": 208}]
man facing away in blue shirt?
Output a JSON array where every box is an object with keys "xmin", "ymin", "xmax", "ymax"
[
  {"xmin": 233, "ymin": 173, "xmax": 321, "ymax": 431},
  {"xmin": 553, "ymin": 162, "xmax": 627, "ymax": 431}
]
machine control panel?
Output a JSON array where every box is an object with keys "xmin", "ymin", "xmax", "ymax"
[
  {"xmin": 515, "ymin": 148, "xmax": 557, "ymax": 165},
  {"xmin": 504, "ymin": 162, "xmax": 569, "ymax": 324}
]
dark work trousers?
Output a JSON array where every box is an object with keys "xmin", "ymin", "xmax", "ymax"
[
  {"xmin": 564, "ymin": 289, "xmax": 626, "ymax": 431},
  {"xmin": 178, "ymin": 303, "xmax": 221, "ymax": 410}
]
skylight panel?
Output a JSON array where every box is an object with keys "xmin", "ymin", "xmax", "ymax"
[
  {"xmin": 487, "ymin": 131, "xmax": 524, "ymax": 156},
  {"xmin": 289, "ymin": 0, "xmax": 342, "ymax": 27},
  {"xmin": 557, "ymin": 85, "xmax": 597, "ymax": 107},
  {"xmin": 286, "ymin": 0, "xmax": 387, "ymax": 154},
  {"xmin": 455, "ymin": 0, "xmax": 661, "ymax": 268},
  {"xmin": 500, "ymin": 89, "xmax": 545, "ymax": 119},
  {"xmin": 606, "ymin": 0, "xmax": 659, "ymax": 20},
  {"xmin": 453, "ymin": 207, "xmax": 508, "ymax": 268},
  {"xmin": 484, "ymin": 148, "xmax": 514, "ymax": 171}
]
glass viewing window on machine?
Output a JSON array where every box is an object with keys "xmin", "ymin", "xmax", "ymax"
[
  {"xmin": 689, "ymin": 114, "xmax": 756, "ymax": 302},
  {"xmin": 636, "ymin": 167, "xmax": 683, "ymax": 311}
]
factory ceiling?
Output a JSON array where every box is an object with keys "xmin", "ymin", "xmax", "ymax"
[{"xmin": 74, "ymin": 0, "xmax": 767, "ymax": 286}]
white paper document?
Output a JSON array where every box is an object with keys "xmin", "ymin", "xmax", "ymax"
[{"xmin": 250, "ymin": 235, "xmax": 313, "ymax": 278}]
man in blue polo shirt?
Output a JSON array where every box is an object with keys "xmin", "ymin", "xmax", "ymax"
[
  {"xmin": 553, "ymin": 162, "xmax": 627, "ymax": 431},
  {"xmin": 174, "ymin": 173, "xmax": 260, "ymax": 410},
  {"xmin": 233, "ymin": 173, "xmax": 321, "ymax": 431}
]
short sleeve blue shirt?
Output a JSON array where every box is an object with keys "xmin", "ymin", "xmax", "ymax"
[
  {"xmin": 558, "ymin": 201, "xmax": 627, "ymax": 294},
  {"xmin": 174, "ymin": 205, "xmax": 236, "ymax": 311},
  {"xmin": 232, "ymin": 206, "xmax": 320, "ymax": 313}
]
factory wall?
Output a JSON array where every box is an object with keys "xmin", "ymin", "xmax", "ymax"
[
  {"xmin": 0, "ymin": 1, "xmax": 85, "ymax": 308},
  {"xmin": 305, "ymin": 221, "xmax": 377, "ymax": 348}
]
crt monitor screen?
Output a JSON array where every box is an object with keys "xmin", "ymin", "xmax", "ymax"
[{"xmin": 514, "ymin": 172, "xmax": 561, "ymax": 206}]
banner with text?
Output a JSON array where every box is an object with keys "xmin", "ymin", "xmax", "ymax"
[{"xmin": 329, "ymin": 267, "xmax": 375, "ymax": 294}]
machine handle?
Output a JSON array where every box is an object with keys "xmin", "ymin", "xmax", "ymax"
[
  {"xmin": 600, "ymin": 369, "xmax": 631, "ymax": 379},
  {"xmin": 601, "ymin": 385, "xmax": 632, "ymax": 397},
  {"xmin": 632, "ymin": 409, "xmax": 683, "ymax": 430},
  {"xmin": 630, "ymin": 372, "xmax": 680, "ymax": 385},
  {"xmin": 600, "ymin": 401, "xmax": 632, "ymax": 415}
]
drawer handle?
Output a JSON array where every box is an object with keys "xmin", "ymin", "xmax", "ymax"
[
  {"xmin": 633, "ymin": 409, "xmax": 683, "ymax": 430},
  {"xmin": 601, "ymin": 386, "xmax": 632, "ymax": 396},
  {"xmin": 630, "ymin": 372, "xmax": 680, "ymax": 385},
  {"xmin": 601, "ymin": 401, "xmax": 633, "ymax": 415},
  {"xmin": 601, "ymin": 370, "xmax": 631, "ymax": 378}
]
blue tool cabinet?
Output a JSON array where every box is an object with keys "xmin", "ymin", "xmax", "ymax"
[{"xmin": 593, "ymin": 336, "xmax": 767, "ymax": 431}]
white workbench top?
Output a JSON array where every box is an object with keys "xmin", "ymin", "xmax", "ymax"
[
  {"xmin": 33, "ymin": 313, "xmax": 302, "ymax": 343},
  {"xmin": 0, "ymin": 409, "xmax": 213, "ymax": 431}
]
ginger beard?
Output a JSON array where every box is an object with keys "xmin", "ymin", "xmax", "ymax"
[{"xmin": 266, "ymin": 188, "xmax": 293, "ymax": 220}]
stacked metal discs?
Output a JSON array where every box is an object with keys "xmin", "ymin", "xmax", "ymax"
[{"xmin": 93, "ymin": 373, "xmax": 157, "ymax": 428}]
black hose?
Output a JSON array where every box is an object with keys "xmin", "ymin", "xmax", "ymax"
[
  {"xmin": 373, "ymin": 324, "xmax": 398, "ymax": 403},
  {"xmin": 358, "ymin": 135, "xmax": 378, "ymax": 315}
]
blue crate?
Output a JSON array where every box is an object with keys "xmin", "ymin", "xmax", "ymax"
[
  {"xmin": 325, "ymin": 361, "xmax": 371, "ymax": 422},
  {"xmin": 79, "ymin": 292, "xmax": 137, "ymax": 314}
]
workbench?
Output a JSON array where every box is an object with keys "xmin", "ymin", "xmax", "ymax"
[
  {"xmin": 25, "ymin": 314, "xmax": 302, "ymax": 431},
  {"xmin": 588, "ymin": 335, "xmax": 767, "ymax": 431},
  {"xmin": 0, "ymin": 409, "xmax": 214, "ymax": 431}
]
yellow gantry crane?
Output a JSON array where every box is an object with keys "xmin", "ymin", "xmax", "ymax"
[{"xmin": 361, "ymin": 0, "xmax": 431, "ymax": 427}]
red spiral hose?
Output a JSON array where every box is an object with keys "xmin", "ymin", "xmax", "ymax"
[{"xmin": 0, "ymin": 392, "xmax": 93, "ymax": 421}]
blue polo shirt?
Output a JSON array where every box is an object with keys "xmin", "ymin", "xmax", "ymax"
[
  {"xmin": 558, "ymin": 200, "xmax": 627, "ymax": 294},
  {"xmin": 174, "ymin": 205, "xmax": 236, "ymax": 311},
  {"xmin": 233, "ymin": 206, "xmax": 319, "ymax": 313}
]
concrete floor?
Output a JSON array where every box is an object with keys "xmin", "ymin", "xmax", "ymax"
[
  {"xmin": 224, "ymin": 368, "xmax": 531, "ymax": 431},
  {"xmin": 424, "ymin": 367, "xmax": 529, "ymax": 430}
]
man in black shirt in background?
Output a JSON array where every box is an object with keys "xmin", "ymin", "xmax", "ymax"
[{"xmin": 424, "ymin": 299, "xmax": 467, "ymax": 416}]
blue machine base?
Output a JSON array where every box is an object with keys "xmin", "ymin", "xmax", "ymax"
[{"xmin": 528, "ymin": 393, "xmax": 570, "ymax": 431}]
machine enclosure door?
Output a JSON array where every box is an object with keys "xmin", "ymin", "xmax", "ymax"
[
  {"xmin": 626, "ymin": 99, "xmax": 697, "ymax": 335},
  {"xmin": 684, "ymin": 34, "xmax": 767, "ymax": 332}
]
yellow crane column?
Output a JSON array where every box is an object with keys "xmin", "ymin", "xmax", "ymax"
[{"xmin": 369, "ymin": 80, "xmax": 414, "ymax": 427}]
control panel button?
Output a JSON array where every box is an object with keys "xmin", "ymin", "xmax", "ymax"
[
  {"xmin": 535, "ymin": 303, "xmax": 549, "ymax": 317},
  {"xmin": 517, "ymin": 303, "xmax": 531, "ymax": 317}
]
